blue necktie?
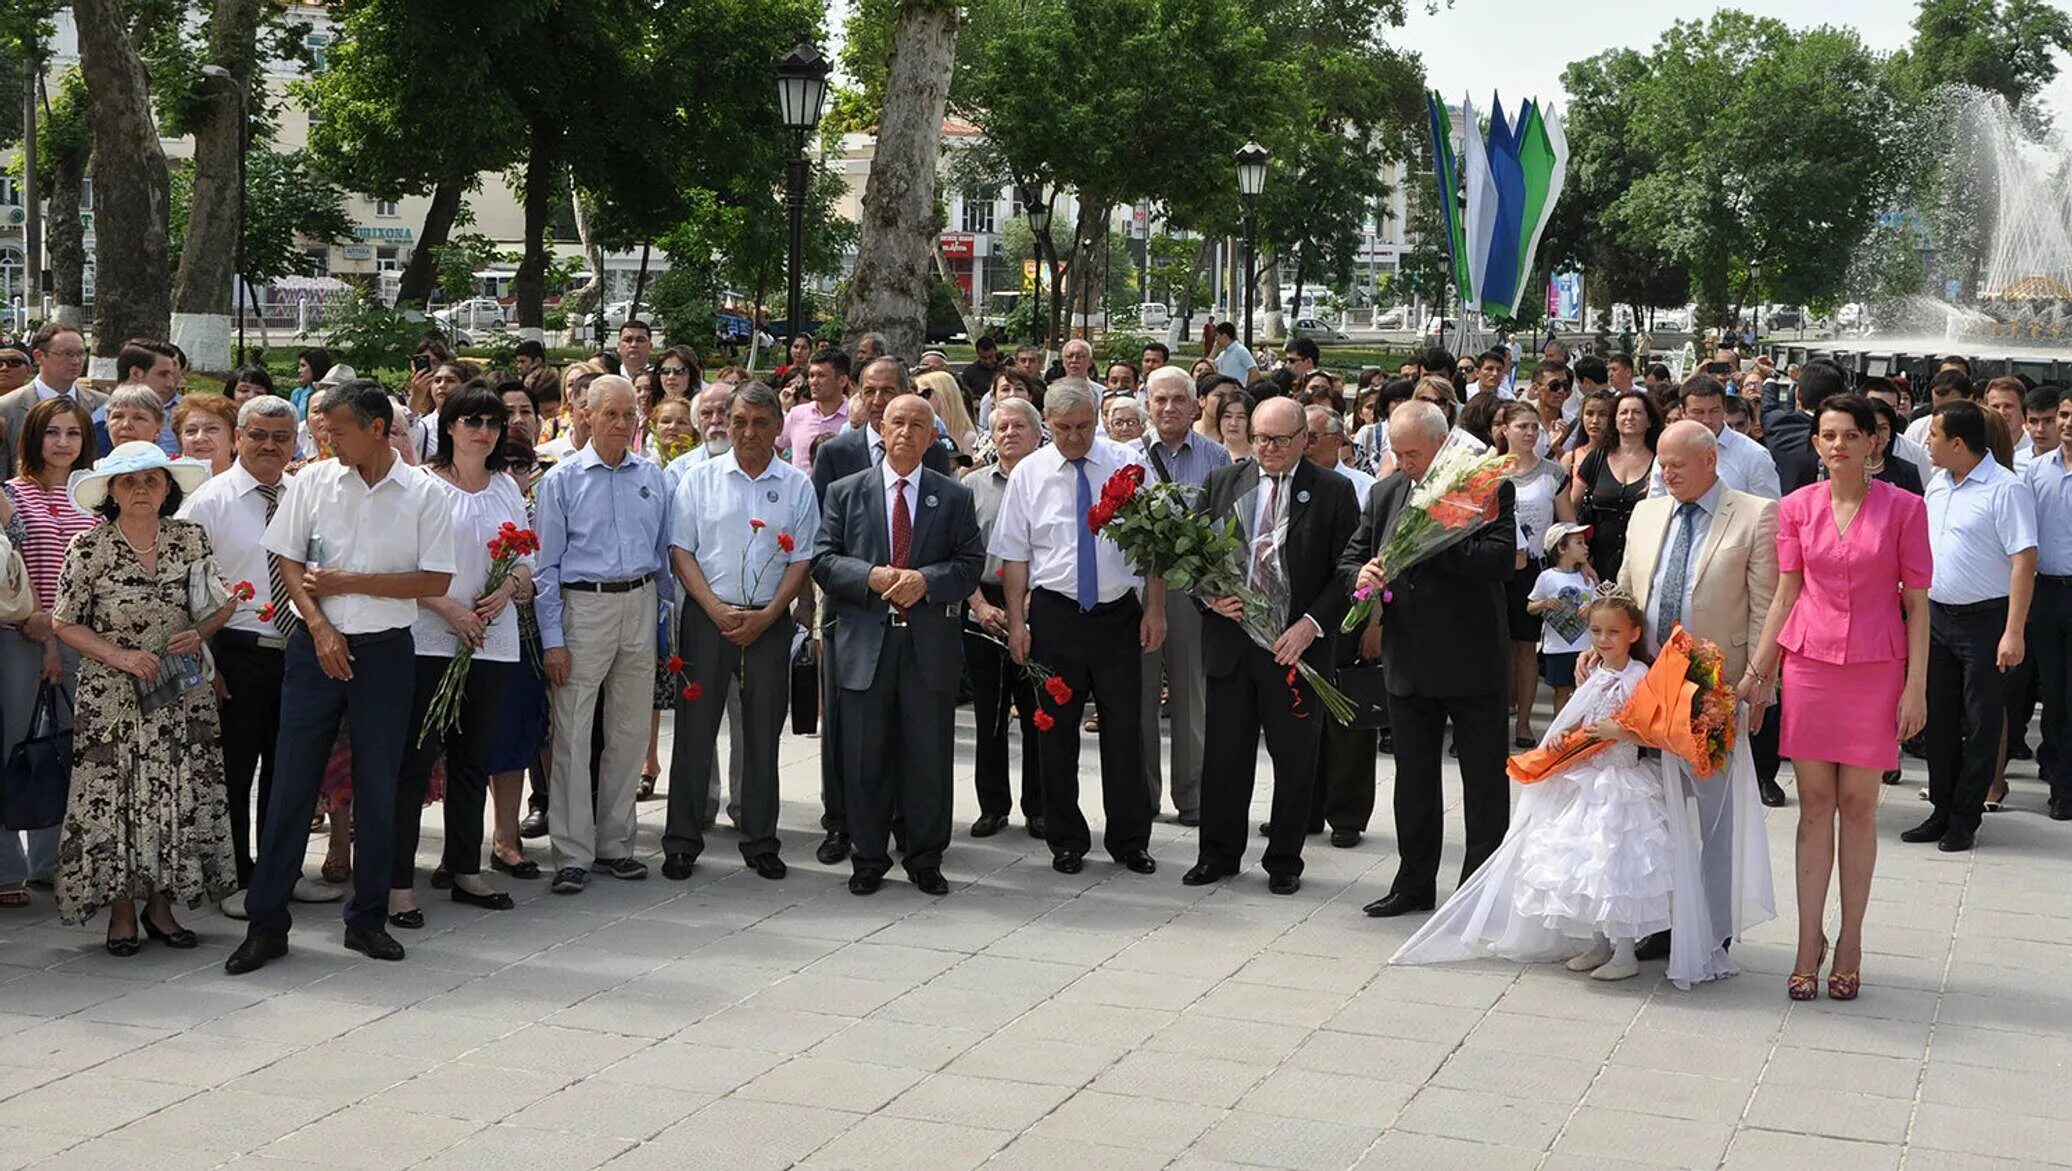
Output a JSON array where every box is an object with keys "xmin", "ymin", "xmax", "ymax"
[
  {"xmin": 1073, "ymin": 457, "xmax": 1098, "ymax": 610},
  {"xmin": 1657, "ymin": 501, "xmax": 1701, "ymax": 640}
]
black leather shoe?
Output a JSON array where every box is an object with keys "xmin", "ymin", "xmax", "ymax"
[
  {"xmin": 816, "ymin": 831, "xmax": 851, "ymax": 865},
  {"xmin": 518, "ymin": 810, "xmax": 549, "ymax": 840},
  {"xmin": 1026, "ymin": 816, "xmax": 1047, "ymax": 839},
  {"xmin": 1052, "ymin": 852, "xmax": 1084, "ymax": 874},
  {"xmin": 1329, "ymin": 828, "xmax": 1362, "ymax": 848},
  {"xmin": 1362, "ymin": 891, "xmax": 1435, "ymax": 918},
  {"xmin": 1377, "ymin": 729, "xmax": 1394, "ymax": 755},
  {"xmin": 970, "ymin": 814, "xmax": 1009, "ymax": 838},
  {"xmin": 1938, "ymin": 828, "xmax": 1976, "ymax": 852},
  {"xmin": 1176, "ymin": 810, "xmax": 1201, "ymax": 827},
  {"xmin": 1758, "ymin": 777, "xmax": 1788, "ymax": 807},
  {"xmin": 749, "ymin": 854, "xmax": 788, "ymax": 880},
  {"xmin": 848, "ymin": 872, "xmax": 883, "ymax": 896},
  {"xmin": 491, "ymin": 854, "xmax": 541, "ymax": 880},
  {"xmin": 662, "ymin": 852, "xmax": 696, "ymax": 881},
  {"xmin": 386, "ymin": 908, "xmax": 425, "ymax": 930},
  {"xmin": 142, "ymin": 917, "xmax": 199, "ymax": 949},
  {"xmin": 2051, "ymin": 793, "xmax": 2072, "ymax": 821},
  {"xmin": 106, "ymin": 933, "xmax": 142, "ymax": 957},
  {"xmin": 911, "ymin": 868, "xmax": 949, "ymax": 896},
  {"xmin": 1882, "ymin": 770, "xmax": 1902, "ymax": 785},
  {"xmin": 344, "ymin": 926, "xmax": 406, "ymax": 961},
  {"xmin": 429, "ymin": 866, "xmax": 452, "ymax": 890},
  {"xmin": 1257, "ymin": 822, "xmax": 1273, "ymax": 837},
  {"xmin": 1120, "ymin": 850, "xmax": 1156, "ymax": 875},
  {"xmin": 450, "ymin": 886, "xmax": 514, "ymax": 911},
  {"xmin": 1901, "ymin": 815, "xmax": 1949, "ymax": 843},
  {"xmin": 1634, "ymin": 931, "xmax": 1671, "ymax": 961},
  {"xmin": 1268, "ymin": 874, "xmax": 1302, "ymax": 896},
  {"xmin": 224, "ymin": 931, "xmax": 286, "ymax": 974},
  {"xmin": 1181, "ymin": 861, "xmax": 1234, "ymax": 886}
]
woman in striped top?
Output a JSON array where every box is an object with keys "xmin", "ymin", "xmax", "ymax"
[{"xmin": 0, "ymin": 396, "xmax": 100, "ymax": 908}]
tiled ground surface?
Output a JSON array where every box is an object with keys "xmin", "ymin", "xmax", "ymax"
[{"xmin": 2, "ymin": 710, "xmax": 2069, "ymax": 1170}]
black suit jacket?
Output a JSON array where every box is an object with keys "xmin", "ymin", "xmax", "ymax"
[
  {"xmin": 810, "ymin": 464, "xmax": 984, "ymax": 693},
  {"xmin": 810, "ymin": 424, "xmax": 953, "ymax": 503},
  {"xmin": 1764, "ymin": 408, "xmax": 1819, "ymax": 496},
  {"xmin": 1196, "ymin": 459, "xmax": 1360, "ymax": 677},
  {"xmin": 1337, "ymin": 474, "xmax": 1515, "ymax": 699}
]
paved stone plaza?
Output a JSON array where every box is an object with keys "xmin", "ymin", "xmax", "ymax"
[{"xmin": 2, "ymin": 713, "xmax": 2068, "ymax": 1170}]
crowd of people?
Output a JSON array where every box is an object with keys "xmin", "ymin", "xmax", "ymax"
[{"xmin": 0, "ymin": 316, "xmax": 2063, "ymax": 1003}]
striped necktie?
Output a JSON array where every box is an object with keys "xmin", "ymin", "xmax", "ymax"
[{"xmin": 257, "ymin": 483, "xmax": 302, "ymax": 638}]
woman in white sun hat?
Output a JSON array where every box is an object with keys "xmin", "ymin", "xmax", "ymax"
[{"xmin": 51, "ymin": 441, "xmax": 239, "ymax": 954}]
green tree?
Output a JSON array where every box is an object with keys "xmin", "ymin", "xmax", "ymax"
[
  {"xmin": 168, "ymin": 149, "xmax": 352, "ymax": 285},
  {"xmin": 1887, "ymin": 0, "xmax": 2072, "ymax": 128}
]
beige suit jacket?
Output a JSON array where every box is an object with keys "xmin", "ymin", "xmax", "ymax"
[{"xmin": 1615, "ymin": 486, "xmax": 1779, "ymax": 682}]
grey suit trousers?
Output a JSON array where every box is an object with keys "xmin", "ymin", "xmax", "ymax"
[{"xmin": 1140, "ymin": 594, "xmax": 1205, "ymax": 816}]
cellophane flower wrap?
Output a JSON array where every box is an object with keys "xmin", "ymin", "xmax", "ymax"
[
  {"xmin": 1506, "ymin": 625, "xmax": 1739, "ymax": 784},
  {"xmin": 1089, "ymin": 463, "xmax": 1356, "ymax": 724},
  {"xmin": 418, "ymin": 522, "xmax": 539, "ymax": 747},
  {"xmin": 1341, "ymin": 434, "xmax": 1523, "ymax": 633}
]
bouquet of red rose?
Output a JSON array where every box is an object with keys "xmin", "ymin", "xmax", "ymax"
[
  {"xmin": 1089, "ymin": 464, "xmax": 1356, "ymax": 723},
  {"xmin": 1341, "ymin": 434, "xmax": 1522, "ymax": 633},
  {"xmin": 418, "ymin": 522, "xmax": 539, "ymax": 746}
]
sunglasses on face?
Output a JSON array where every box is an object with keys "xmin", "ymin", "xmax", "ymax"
[
  {"xmin": 660, "ymin": 365, "xmax": 691, "ymax": 376},
  {"xmin": 0, "ymin": 356, "xmax": 27, "ymax": 368},
  {"xmin": 457, "ymin": 414, "xmax": 501, "ymax": 430},
  {"xmin": 243, "ymin": 427, "xmax": 297, "ymax": 446}
]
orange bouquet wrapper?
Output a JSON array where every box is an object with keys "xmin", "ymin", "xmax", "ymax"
[{"xmin": 1508, "ymin": 626, "xmax": 1738, "ymax": 784}]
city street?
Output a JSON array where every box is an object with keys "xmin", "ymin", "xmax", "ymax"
[{"xmin": 2, "ymin": 713, "xmax": 2067, "ymax": 1170}]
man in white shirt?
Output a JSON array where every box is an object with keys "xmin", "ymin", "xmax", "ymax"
[
  {"xmin": 1903, "ymin": 368, "xmax": 1976, "ymax": 452},
  {"xmin": 1652, "ymin": 377, "xmax": 1781, "ymax": 500},
  {"xmin": 2026, "ymin": 390, "xmax": 2072, "ymax": 821},
  {"xmin": 1905, "ymin": 400, "xmax": 2038, "ymax": 854},
  {"xmin": 537, "ymin": 370, "xmax": 595, "ymax": 464},
  {"xmin": 1211, "ymin": 321, "xmax": 1257, "ymax": 384},
  {"xmin": 992, "ymin": 381, "xmax": 1165, "ymax": 875},
  {"xmin": 1984, "ymin": 376, "xmax": 2037, "ymax": 471},
  {"xmin": 229, "ymin": 379, "xmax": 458, "ymax": 974},
  {"xmin": 1305, "ymin": 403, "xmax": 1375, "ymax": 509}
]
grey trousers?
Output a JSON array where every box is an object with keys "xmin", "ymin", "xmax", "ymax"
[
  {"xmin": 1140, "ymin": 596, "xmax": 1205, "ymax": 815},
  {"xmin": 0, "ymin": 628, "xmax": 74, "ymax": 886}
]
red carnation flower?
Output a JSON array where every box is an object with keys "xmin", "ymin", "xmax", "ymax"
[
  {"xmin": 749, "ymin": 518, "xmax": 767, "ymax": 531},
  {"xmin": 1043, "ymin": 675, "xmax": 1072, "ymax": 704},
  {"xmin": 231, "ymin": 580, "xmax": 256, "ymax": 602},
  {"xmin": 776, "ymin": 532, "xmax": 796, "ymax": 554},
  {"xmin": 681, "ymin": 683, "xmax": 703, "ymax": 702},
  {"xmin": 257, "ymin": 602, "xmax": 277, "ymax": 623},
  {"xmin": 665, "ymin": 655, "xmax": 684, "ymax": 674},
  {"xmin": 1031, "ymin": 709, "xmax": 1056, "ymax": 732}
]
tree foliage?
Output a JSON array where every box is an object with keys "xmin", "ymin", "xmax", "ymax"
[
  {"xmin": 1886, "ymin": 0, "xmax": 2072, "ymax": 130},
  {"xmin": 167, "ymin": 148, "xmax": 352, "ymax": 284}
]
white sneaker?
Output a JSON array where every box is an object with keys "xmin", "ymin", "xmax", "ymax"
[
  {"xmin": 1565, "ymin": 940, "xmax": 1614, "ymax": 972},
  {"xmin": 220, "ymin": 889, "xmax": 249, "ymax": 920},
  {"xmin": 291, "ymin": 876, "xmax": 345, "ymax": 903},
  {"xmin": 1590, "ymin": 956, "xmax": 1641, "ymax": 981}
]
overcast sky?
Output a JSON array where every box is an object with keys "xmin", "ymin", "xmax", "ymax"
[{"xmin": 1404, "ymin": 0, "xmax": 2072, "ymax": 132}]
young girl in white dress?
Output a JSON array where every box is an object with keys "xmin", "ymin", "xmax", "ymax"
[{"xmin": 1392, "ymin": 592, "xmax": 1673, "ymax": 981}]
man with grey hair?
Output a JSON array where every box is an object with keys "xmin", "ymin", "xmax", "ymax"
[
  {"xmin": 1341, "ymin": 399, "xmax": 1516, "ymax": 919},
  {"xmin": 179, "ymin": 393, "xmax": 335, "ymax": 913},
  {"xmin": 991, "ymin": 378, "xmax": 1165, "ymax": 874},
  {"xmin": 854, "ymin": 332, "xmax": 890, "ymax": 365},
  {"xmin": 1060, "ymin": 338, "xmax": 1095, "ymax": 383},
  {"xmin": 1306, "ymin": 403, "xmax": 1375, "ymax": 510},
  {"xmin": 665, "ymin": 379, "xmax": 746, "ymax": 830},
  {"xmin": 1134, "ymin": 364, "xmax": 1231, "ymax": 824},
  {"xmin": 966, "ymin": 395, "xmax": 1046, "ymax": 836},
  {"xmin": 808, "ymin": 355, "xmax": 952, "ymax": 863}
]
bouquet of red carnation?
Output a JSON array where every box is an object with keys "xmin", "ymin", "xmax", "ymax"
[
  {"xmin": 1089, "ymin": 465, "xmax": 1356, "ymax": 723},
  {"xmin": 418, "ymin": 523, "xmax": 539, "ymax": 746}
]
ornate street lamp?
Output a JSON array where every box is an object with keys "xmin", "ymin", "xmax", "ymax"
[
  {"xmin": 775, "ymin": 44, "xmax": 831, "ymax": 348},
  {"xmin": 1748, "ymin": 258, "xmax": 1764, "ymax": 356},
  {"xmin": 1236, "ymin": 142, "xmax": 1269, "ymax": 349},
  {"xmin": 1019, "ymin": 182, "xmax": 1051, "ymax": 348}
]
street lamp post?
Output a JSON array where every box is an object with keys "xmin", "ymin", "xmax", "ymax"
[
  {"xmin": 1235, "ymin": 142, "xmax": 1269, "ymax": 350},
  {"xmin": 200, "ymin": 65, "xmax": 250, "ymax": 366},
  {"xmin": 1020, "ymin": 183, "xmax": 1051, "ymax": 350},
  {"xmin": 1747, "ymin": 258, "xmax": 1763, "ymax": 357},
  {"xmin": 775, "ymin": 44, "xmax": 831, "ymax": 351}
]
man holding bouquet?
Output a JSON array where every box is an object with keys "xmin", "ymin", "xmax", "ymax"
[
  {"xmin": 1185, "ymin": 398, "xmax": 1360, "ymax": 894},
  {"xmin": 1340, "ymin": 401, "xmax": 1518, "ymax": 918}
]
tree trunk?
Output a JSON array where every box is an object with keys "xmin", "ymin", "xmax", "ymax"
[
  {"xmin": 1259, "ymin": 247, "xmax": 1284, "ymax": 342},
  {"xmin": 840, "ymin": 0, "xmax": 958, "ymax": 363},
  {"xmin": 513, "ymin": 127, "xmax": 554, "ymax": 340},
  {"xmin": 632, "ymin": 236, "xmax": 651, "ymax": 314},
  {"xmin": 169, "ymin": 0, "xmax": 257, "ymax": 372},
  {"xmin": 1168, "ymin": 236, "xmax": 1214, "ymax": 347},
  {"xmin": 932, "ymin": 244, "xmax": 983, "ymax": 342},
  {"xmin": 394, "ymin": 180, "xmax": 465, "ymax": 309},
  {"xmin": 46, "ymin": 126, "xmax": 89, "ymax": 327},
  {"xmin": 73, "ymin": 0, "xmax": 171, "ymax": 361}
]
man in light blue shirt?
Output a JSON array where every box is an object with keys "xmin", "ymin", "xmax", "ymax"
[
  {"xmin": 1908, "ymin": 400, "xmax": 2038, "ymax": 853},
  {"xmin": 532, "ymin": 376, "xmax": 671, "ymax": 893},
  {"xmin": 1211, "ymin": 321, "xmax": 1257, "ymax": 384},
  {"xmin": 665, "ymin": 382, "xmax": 818, "ymax": 881},
  {"xmin": 2027, "ymin": 392, "xmax": 2072, "ymax": 820}
]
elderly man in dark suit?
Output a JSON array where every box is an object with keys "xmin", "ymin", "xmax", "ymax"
[
  {"xmin": 807, "ymin": 356, "xmax": 955, "ymax": 865},
  {"xmin": 812, "ymin": 393, "xmax": 984, "ymax": 895},
  {"xmin": 1184, "ymin": 397, "xmax": 1360, "ymax": 895},
  {"xmin": 1341, "ymin": 400, "xmax": 1517, "ymax": 918}
]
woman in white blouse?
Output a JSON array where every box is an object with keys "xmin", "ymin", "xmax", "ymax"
[{"xmin": 389, "ymin": 381, "xmax": 534, "ymax": 927}]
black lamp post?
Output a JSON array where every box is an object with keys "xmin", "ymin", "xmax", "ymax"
[
  {"xmin": 200, "ymin": 65, "xmax": 250, "ymax": 365},
  {"xmin": 1236, "ymin": 141, "xmax": 1268, "ymax": 349},
  {"xmin": 1748, "ymin": 258, "xmax": 1763, "ymax": 354},
  {"xmin": 1020, "ymin": 182, "xmax": 1050, "ymax": 348},
  {"xmin": 775, "ymin": 44, "xmax": 831, "ymax": 349}
]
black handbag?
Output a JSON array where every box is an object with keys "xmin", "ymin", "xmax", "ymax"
[
  {"xmin": 1, "ymin": 682, "xmax": 73, "ymax": 831},
  {"xmin": 1333, "ymin": 663, "xmax": 1391, "ymax": 731}
]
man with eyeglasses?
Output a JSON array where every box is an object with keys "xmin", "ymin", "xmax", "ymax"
[
  {"xmin": 0, "ymin": 323, "xmax": 106, "ymax": 481},
  {"xmin": 178, "ymin": 397, "xmax": 342, "ymax": 916}
]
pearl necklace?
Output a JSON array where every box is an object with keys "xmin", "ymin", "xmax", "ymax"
[{"xmin": 118, "ymin": 522, "xmax": 160, "ymax": 555}]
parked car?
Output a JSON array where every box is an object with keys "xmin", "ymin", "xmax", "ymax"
[
  {"xmin": 1763, "ymin": 305, "xmax": 1804, "ymax": 331},
  {"xmin": 1290, "ymin": 317, "xmax": 1351, "ymax": 344},
  {"xmin": 1137, "ymin": 302, "xmax": 1172, "ymax": 332},
  {"xmin": 432, "ymin": 297, "xmax": 505, "ymax": 330},
  {"xmin": 1371, "ymin": 305, "xmax": 1409, "ymax": 330}
]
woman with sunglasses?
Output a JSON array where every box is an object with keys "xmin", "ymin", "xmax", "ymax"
[
  {"xmin": 657, "ymin": 346, "xmax": 702, "ymax": 403},
  {"xmin": 915, "ymin": 369, "xmax": 977, "ymax": 458},
  {"xmin": 390, "ymin": 382, "xmax": 534, "ymax": 926}
]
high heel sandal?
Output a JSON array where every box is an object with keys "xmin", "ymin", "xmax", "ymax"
[
  {"xmin": 1788, "ymin": 937, "xmax": 1828, "ymax": 1001},
  {"xmin": 1827, "ymin": 958, "xmax": 1860, "ymax": 1001}
]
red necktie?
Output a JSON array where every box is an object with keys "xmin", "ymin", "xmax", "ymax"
[{"xmin": 892, "ymin": 478, "xmax": 912, "ymax": 568}]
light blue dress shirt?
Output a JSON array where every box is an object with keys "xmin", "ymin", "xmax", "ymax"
[
  {"xmin": 533, "ymin": 443, "xmax": 670, "ymax": 650},
  {"xmin": 1927, "ymin": 453, "xmax": 2038, "ymax": 604},
  {"xmin": 2026, "ymin": 447, "xmax": 2072, "ymax": 577},
  {"xmin": 1645, "ymin": 480, "xmax": 1722, "ymax": 653},
  {"xmin": 671, "ymin": 449, "xmax": 819, "ymax": 608},
  {"xmin": 1134, "ymin": 428, "xmax": 1232, "ymax": 493}
]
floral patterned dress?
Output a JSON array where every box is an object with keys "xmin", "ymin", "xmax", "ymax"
[{"xmin": 51, "ymin": 520, "xmax": 236, "ymax": 925}]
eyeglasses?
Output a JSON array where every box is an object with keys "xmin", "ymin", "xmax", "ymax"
[
  {"xmin": 1546, "ymin": 381, "xmax": 1571, "ymax": 392},
  {"xmin": 660, "ymin": 365, "xmax": 691, "ymax": 376},
  {"xmin": 243, "ymin": 428, "xmax": 297, "ymax": 446},
  {"xmin": 0, "ymin": 356, "xmax": 27, "ymax": 368},
  {"xmin": 456, "ymin": 414, "xmax": 501, "ymax": 430},
  {"xmin": 1253, "ymin": 429, "xmax": 1305, "ymax": 450},
  {"xmin": 42, "ymin": 349, "xmax": 84, "ymax": 360}
]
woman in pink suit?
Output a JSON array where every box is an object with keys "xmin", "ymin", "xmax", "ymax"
[{"xmin": 1747, "ymin": 395, "xmax": 1931, "ymax": 1002}]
